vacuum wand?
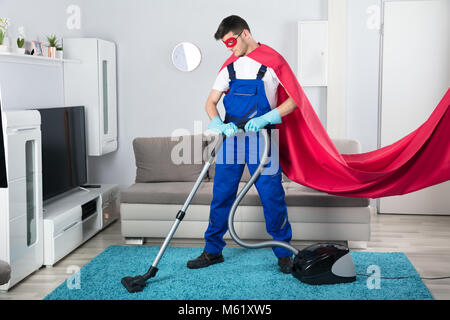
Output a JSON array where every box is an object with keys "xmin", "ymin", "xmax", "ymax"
[{"xmin": 121, "ymin": 122, "xmax": 243, "ymax": 293}]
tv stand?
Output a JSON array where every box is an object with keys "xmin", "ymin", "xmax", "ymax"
[
  {"xmin": 43, "ymin": 184, "xmax": 119, "ymax": 266},
  {"xmin": 78, "ymin": 186, "xmax": 91, "ymax": 192}
]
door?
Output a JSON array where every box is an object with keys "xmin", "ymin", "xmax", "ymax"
[
  {"xmin": 297, "ymin": 21, "xmax": 328, "ymax": 87},
  {"xmin": 0, "ymin": 89, "xmax": 7, "ymax": 188},
  {"xmin": 378, "ymin": 0, "xmax": 450, "ymax": 214}
]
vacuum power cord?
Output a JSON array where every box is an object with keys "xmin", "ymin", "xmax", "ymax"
[{"xmin": 356, "ymin": 273, "xmax": 450, "ymax": 280}]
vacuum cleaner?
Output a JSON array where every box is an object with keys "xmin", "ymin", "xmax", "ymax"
[{"xmin": 121, "ymin": 124, "xmax": 356, "ymax": 293}]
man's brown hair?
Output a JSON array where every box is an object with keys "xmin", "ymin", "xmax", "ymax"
[{"xmin": 214, "ymin": 15, "xmax": 251, "ymax": 40}]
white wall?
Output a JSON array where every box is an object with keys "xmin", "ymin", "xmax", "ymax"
[{"xmin": 0, "ymin": 0, "xmax": 329, "ymax": 190}]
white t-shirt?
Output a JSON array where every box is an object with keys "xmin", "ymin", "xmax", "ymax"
[{"xmin": 212, "ymin": 56, "xmax": 281, "ymax": 109}]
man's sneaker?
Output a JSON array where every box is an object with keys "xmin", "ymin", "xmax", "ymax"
[
  {"xmin": 187, "ymin": 251, "xmax": 224, "ymax": 269},
  {"xmin": 278, "ymin": 256, "xmax": 293, "ymax": 274}
]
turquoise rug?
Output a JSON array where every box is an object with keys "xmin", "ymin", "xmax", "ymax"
[{"xmin": 44, "ymin": 245, "xmax": 433, "ymax": 300}]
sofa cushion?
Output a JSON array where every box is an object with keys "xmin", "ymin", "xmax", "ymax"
[
  {"xmin": 121, "ymin": 182, "xmax": 215, "ymax": 206},
  {"xmin": 133, "ymin": 135, "xmax": 206, "ymax": 182},
  {"xmin": 209, "ymin": 162, "xmax": 252, "ymax": 182},
  {"xmin": 121, "ymin": 181, "xmax": 369, "ymax": 207},
  {"xmin": 283, "ymin": 182, "xmax": 369, "ymax": 207},
  {"xmin": 204, "ymin": 133, "xmax": 262, "ymax": 182},
  {"xmin": 207, "ymin": 137, "xmax": 363, "ymax": 183}
]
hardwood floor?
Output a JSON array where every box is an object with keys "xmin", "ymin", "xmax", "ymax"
[{"xmin": 1, "ymin": 207, "xmax": 450, "ymax": 300}]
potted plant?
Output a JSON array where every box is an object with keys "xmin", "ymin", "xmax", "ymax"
[
  {"xmin": 0, "ymin": 17, "xmax": 10, "ymax": 53},
  {"xmin": 45, "ymin": 34, "xmax": 61, "ymax": 58},
  {"xmin": 16, "ymin": 26, "xmax": 25, "ymax": 54},
  {"xmin": 56, "ymin": 42, "xmax": 63, "ymax": 59}
]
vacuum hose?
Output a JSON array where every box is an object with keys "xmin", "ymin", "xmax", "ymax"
[{"xmin": 226, "ymin": 128, "xmax": 299, "ymax": 256}]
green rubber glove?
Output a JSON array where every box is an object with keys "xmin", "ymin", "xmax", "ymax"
[
  {"xmin": 244, "ymin": 108, "xmax": 281, "ymax": 132},
  {"xmin": 208, "ymin": 116, "xmax": 238, "ymax": 137}
]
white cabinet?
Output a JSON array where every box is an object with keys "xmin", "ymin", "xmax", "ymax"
[
  {"xmin": 0, "ymin": 110, "xmax": 43, "ymax": 291},
  {"xmin": 63, "ymin": 38, "xmax": 118, "ymax": 156},
  {"xmin": 297, "ymin": 21, "xmax": 328, "ymax": 87}
]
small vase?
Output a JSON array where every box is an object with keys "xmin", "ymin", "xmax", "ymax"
[
  {"xmin": 15, "ymin": 47, "xmax": 25, "ymax": 54},
  {"xmin": 0, "ymin": 45, "xmax": 9, "ymax": 53},
  {"xmin": 48, "ymin": 46, "xmax": 56, "ymax": 58},
  {"xmin": 56, "ymin": 50, "xmax": 63, "ymax": 59}
]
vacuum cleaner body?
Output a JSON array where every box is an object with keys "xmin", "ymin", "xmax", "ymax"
[{"xmin": 292, "ymin": 243, "xmax": 356, "ymax": 285}]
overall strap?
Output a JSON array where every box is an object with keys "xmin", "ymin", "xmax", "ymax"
[
  {"xmin": 227, "ymin": 63, "xmax": 236, "ymax": 81},
  {"xmin": 256, "ymin": 64, "xmax": 268, "ymax": 80}
]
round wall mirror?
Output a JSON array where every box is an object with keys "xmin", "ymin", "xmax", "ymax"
[{"xmin": 172, "ymin": 42, "xmax": 202, "ymax": 72}]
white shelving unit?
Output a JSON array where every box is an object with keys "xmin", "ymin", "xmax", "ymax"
[
  {"xmin": 63, "ymin": 38, "xmax": 118, "ymax": 156},
  {"xmin": 0, "ymin": 38, "xmax": 121, "ymax": 288},
  {"xmin": 0, "ymin": 110, "xmax": 43, "ymax": 291},
  {"xmin": 0, "ymin": 52, "xmax": 80, "ymax": 67}
]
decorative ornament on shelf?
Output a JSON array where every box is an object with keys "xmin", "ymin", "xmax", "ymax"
[
  {"xmin": 0, "ymin": 17, "xmax": 10, "ymax": 53},
  {"xmin": 16, "ymin": 26, "xmax": 26, "ymax": 54},
  {"xmin": 56, "ymin": 40, "xmax": 63, "ymax": 59},
  {"xmin": 45, "ymin": 34, "xmax": 62, "ymax": 58}
]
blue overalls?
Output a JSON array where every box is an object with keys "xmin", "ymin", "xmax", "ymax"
[{"xmin": 204, "ymin": 62, "xmax": 293, "ymax": 258}]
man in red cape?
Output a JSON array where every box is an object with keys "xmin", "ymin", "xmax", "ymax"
[
  {"xmin": 218, "ymin": 34, "xmax": 450, "ymax": 199},
  {"xmin": 187, "ymin": 15, "xmax": 449, "ymax": 273}
]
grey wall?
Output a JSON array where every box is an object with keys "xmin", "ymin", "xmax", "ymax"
[
  {"xmin": 346, "ymin": 0, "xmax": 381, "ymax": 153},
  {"xmin": 0, "ymin": 0, "xmax": 331, "ymax": 190},
  {"xmin": 346, "ymin": 0, "xmax": 381, "ymax": 207},
  {"xmin": 0, "ymin": 63, "xmax": 64, "ymax": 109}
]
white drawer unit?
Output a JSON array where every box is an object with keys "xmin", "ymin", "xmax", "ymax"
[
  {"xmin": 43, "ymin": 208, "xmax": 83, "ymax": 266},
  {"xmin": 43, "ymin": 190, "xmax": 100, "ymax": 266},
  {"xmin": 0, "ymin": 110, "xmax": 43, "ymax": 291},
  {"xmin": 42, "ymin": 184, "xmax": 119, "ymax": 266},
  {"xmin": 63, "ymin": 38, "xmax": 118, "ymax": 156}
]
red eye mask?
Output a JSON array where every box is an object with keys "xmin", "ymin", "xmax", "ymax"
[
  {"xmin": 223, "ymin": 30, "xmax": 244, "ymax": 48},
  {"xmin": 223, "ymin": 37, "xmax": 238, "ymax": 48}
]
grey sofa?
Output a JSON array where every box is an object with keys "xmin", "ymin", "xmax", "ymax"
[
  {"xmin": 120, "ymin": 134, "xmax": 371, "ymax": 246},
  {"xmin": 0, "ymin": 260, "xmax": 11, "ymax": 286}
]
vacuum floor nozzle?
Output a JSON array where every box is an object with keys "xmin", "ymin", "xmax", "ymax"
[
  {"xmin": 121, "ymin": 266, "xmax": 158, "ymax": 293},
  {"xmin": 121, "ymin": 275, "xmax": 148, "ymax": 293}
]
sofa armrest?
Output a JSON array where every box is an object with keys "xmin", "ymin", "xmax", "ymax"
[{"xmin": 331, "ymin": 138, "xmax": 362, "ymax": 154}]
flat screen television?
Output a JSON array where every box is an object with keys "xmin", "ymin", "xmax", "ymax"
[{"xmin": 39, "ymin": 106, "xmax": 87, "ymax": 201}]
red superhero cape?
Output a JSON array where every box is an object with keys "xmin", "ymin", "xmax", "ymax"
[{"xmin": 219, "ymin": 44, "xmax": 450, "ymax": 199}]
